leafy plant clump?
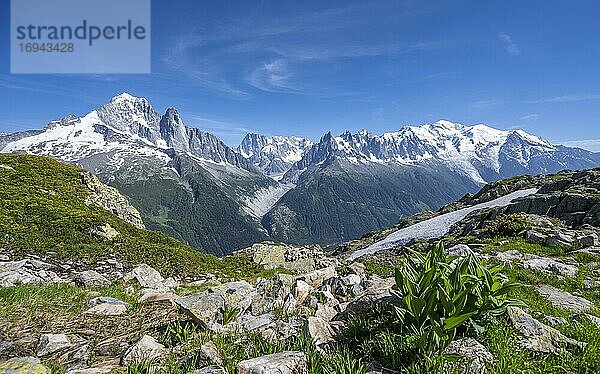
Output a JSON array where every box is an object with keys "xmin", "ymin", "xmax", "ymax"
[
  {"xmin": 391, "ymin": 242, "xmax": 525, "ymax": 353},
  {"xmin": 483, "ymin": 214, "xmax": 531, "ymax": 238}
]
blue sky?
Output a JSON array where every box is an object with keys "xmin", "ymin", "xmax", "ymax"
[{"xmin": 1, "ymin": 0, "xmax": 600, "ymax": 148}]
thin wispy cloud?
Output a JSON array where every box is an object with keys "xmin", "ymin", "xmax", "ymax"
[
  {"xmin": 247, "ymin": 60, "xmax": 301, "ymax": 94},
  {"xmin": 519, "ymin": 113, "xmax": 539, "ymax": 121},
  {"xmin": 498, "ymin": 32, "xmax": 519, "ymax": 55},
  {"xmin": 526, "ymin": 94, "xmax": 600, "ymax": 104},
  {"xmin": 471, "ymin": 99, "xmax": 502, "ymax": 109},
  {"xmin": 160, "ymin": 2, "xmax": 461, "ymax": 100}
]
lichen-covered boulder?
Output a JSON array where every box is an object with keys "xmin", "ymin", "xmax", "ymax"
[
  {"xmin": 237, "ymin": 351, "xmax": 308, "ymax": 374},
  {"xmin": 0, "ymin": 357, "xmax": 50, "ymax": 374}
]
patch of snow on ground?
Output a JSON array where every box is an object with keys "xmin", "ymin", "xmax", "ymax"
[{"xmin": 349, "ymin": 188, "xmax": 538, "ymax": 260}]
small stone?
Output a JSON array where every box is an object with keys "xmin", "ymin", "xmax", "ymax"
[
  {"xmin": 237, "ymin": 313, "xmax": 276, "ymax": 331},
  {"xmin": 191, "ymin": 366, "xmax": 226, "ymax": 374},
  {"xmin": 121, "ymin": 335, "xmax": 166, "ymax": 365},
  {"xmin": 237, "ymin": 351, "xmax": 308, "ymax": 374},
  {"xmin": 546, "ymin": 233, "xmax": 574, "ymax": 248},
  {"xmin": 341, "ymin": 274, "xmax": 362, "ymax": 287},
  {"xmin": 576, "ymin": 313, "xmax": 600, "ymax": 327},
  {"xmin": 66, "ymin": 366, "xmax": 119, "ymax": 374},
  {"xmin": 91, "ymin": 224, "xmax": 119, "ymax": 241},
  {"xmin": 89, "ymin": 297, "xmax": 130, "ymax": 307},
  {"xmin": 176, "ymin": 281, "xmax": 255, "ymax": 330},
  {"xmin": 315, "ymin": 304, "xmax": 337, "ymax": 322},
  {"xmin": 36, "ymin": 334, "xmax": 72, "ymax": 357}
]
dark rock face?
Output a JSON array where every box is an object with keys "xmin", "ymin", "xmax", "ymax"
[
  {"xmin": 449, "ymin": 169, "xmax": 600, "ymax": 243},
  {"xmin": 503, "ymin": 170, "xmax": 600, "ymax": 227}
]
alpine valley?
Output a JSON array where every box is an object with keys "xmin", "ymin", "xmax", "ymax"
[{"xmin": 2, "ymin": 93, "xmax": 599, "ymax": 255}]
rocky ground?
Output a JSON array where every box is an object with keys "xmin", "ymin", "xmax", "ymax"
[{"xmin": 3, "ymin": 169, "xmax": 600, "ymax": 373}]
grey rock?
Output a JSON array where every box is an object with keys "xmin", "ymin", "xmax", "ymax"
[
  {"xmin": 238, "ymin": 313, "xmax": 276, "ymax": 331},
  {"xmin": 495, "ymin": 250, "xmax": 537, "ymax": 263},
  {"xmin": 0, "ymin": 339, "xmax": 15, "ymax": 355},
  {"xmin": 543, "ymin": 315, "xmax": 567, "ymax": 327},
  {"xmin": 0, "ymin": 259, "xmax": 64, "ymax": 287},
  {"xmin": 36, "ymin": 334, "xmax": 72, "ymax": 357},
  {"xmin": 297, "ymin": 266, "xmax": 337, "ymax": 288},
  {"xmin": 338, "ymin": 277, "xmax": 396, "ymax": 318},
  {"xmin": 546, "ymin": 232, "xmax": 574, "ymax": 248},
  {"xmin": 507, "ymin": 307, "xmax": 586, "ymax": 353},
  {"xmin": 138, "ymin": 291, "xmax": 176, "ymax": 304},
  {"xmin": 63, "ymin": 345, "xmax": 90, "ymax": 369},
  {"xmin": 199, "ymin": 341, "xmax": 222, "ymax": 366},
  {"xmin": 522, "ymin": 258, "xmax": 578, "ymax": 277},
  {"xmin": 82, "ymin": 170, "xmax": 145, "ymax": 229},
  {"xmin": 75, "ymin": 270, "xmax": 111, "ymax": 288},
  {"xmin": 248, "ymin": 242, "xmax": 328, "ymax": 273},
  {"xmin": 315, "ymin": 304, "xmax": 337, "ymax": 322},
  {"xmin": 536, "ymin": 285, "xmax": 593, "ymax": 312},
  {"xmin": 526, "ymin": 230, "xmax": 547, "ymax": 245},
  {"xmin": 444, "ymin": 338, "xmax": 494, "ymax": 374},
  {"xmin": 294, "ymin": 280, "xmax": 313, "ymax": 305},
  {"xmin": 176, "ymin": 281, "xmax": 255, "ymax": 329},
  {"xmin": 578, "ymin": 233, "xmax": 599, "ymax": 248},
  {"xmin": 127, "ymin": 264, "xmax": 171, "ymax": 291},
  {"xmin": 576, "ymin": 313, "xmax": 600, "ymax": 327},
  {"xmin": 121, "ymin": 335, "xmax": 166, "ymax": 365},
  {"xmin": 66, "ymin": 364, "xmax": 121, "ymax": 374},
  {"xmin": 306, "ymin": 317, "xmax": 335, "ymax": 349},
  {"xmin": 84, "ymin": 301, "xmax": 128, "ymax": 316},
  {"xmin": 341, "ymin": 274, "xmax": 362, "ymax": 287},
  {"xmin": 237, "ymin": 351, "xmax": 308, "ymax": 374},
  {"xmin": 446, "ymin": 244, "xmax": 472, "ymax": 257},
  {"xmin": 0, "ymin": 357, "xmax": 50, "ymax": 373}
]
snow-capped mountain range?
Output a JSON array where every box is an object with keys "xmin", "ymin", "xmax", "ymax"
[
  {"xmin": 2, "ymin": 93, "xmax": 599, "ymax": 251},
  {"xmin": 280, "ymin": 120, "xmax": 576, "ymax": 185},
  {"xmin": 1, "ymin": 93, "xmax": 256, "ymax": 177},
  {"xmin": 237, "ymin": 133, "xmax": 313, "ymax": 179}
]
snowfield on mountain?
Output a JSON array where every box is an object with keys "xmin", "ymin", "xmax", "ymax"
[{"xmin": 349, "ymin": 188, "xmax": 538, "ymax": 260}]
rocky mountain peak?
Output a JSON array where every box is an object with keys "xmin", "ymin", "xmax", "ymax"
[
  {"xmin": 96, "ymin": 93, "xmax": 162, "ymax": 142},
  {"xmin": 159, "ymin": 107, "xmax": 189, "ymax": 151},
  {"xmin": 237, "ymin": 133, "xmax": 314, "ymax": 178}
]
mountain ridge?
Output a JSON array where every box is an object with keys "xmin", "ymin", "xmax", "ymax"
[{"xmin": 2, "ymin": 93, "xmax": 600, "ymax": 251}]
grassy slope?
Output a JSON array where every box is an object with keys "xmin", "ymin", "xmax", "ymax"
[{"xmin": 0, "ymin": 154, "xmax": 274, "ymax": 279}]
